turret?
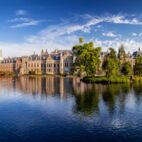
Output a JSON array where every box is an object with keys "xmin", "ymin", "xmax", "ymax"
[
  {"xmin": 45, "ymin": 49, "xmax": 48, "ymax": 55},
  {"xmin": 41, "ymin": 49, "xmax": 44, "ymax": 55},
  {"xmin": 59, "ymin": 52, "xmax": 64, "ymax": 74}
]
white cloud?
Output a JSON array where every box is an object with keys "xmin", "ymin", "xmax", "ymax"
[
  {"xmin": 8, "ymin": 17, "xmax": 31, "ymax": 23},
  {"xmin": 93, "ymin": 38, "xmax": 142, "ymax": 53},
  {"xmin": 16, "ymin": 10, "xmax": 27, "ymax": 16},
  {"xmin": 132, "ymin": 33, "xmax": 137, "ymax": 36},
  {"xmin": 8, "ymin": 9, "xmax": 42, "ymax": 28},
  {"xmin": 102, "ymin": 32, "xmax": 117, "ymax": 37},
  {"xmin": 25, "ymin": 23, "xmax": 79, "ymax": 49},
  {"xmin": 132, "ymin": 32, "xmax": 142, "ymax": 37},
  {"xmin": 36, "ymin": 14, "xmax": 142, "ymax": 35},
  {"xmin": 11, "ymin": 20, "xmax": 42, "ymax": 28},
  {"xmin": 9, "ymin": 16, "xmax": 42, "ymax": 28},
  {"xmin": 2, "ymin": 14, "xmax": 142, "ymax": 57},
  {"xmin": 0, "ymin": 23, "xmax": 79, "ymax": 57},
  {"xmin": 73, "ymin": 14, "xmax": 142, "ymax": 34}
]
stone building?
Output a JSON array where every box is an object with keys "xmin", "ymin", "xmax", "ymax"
[
  {"xmin": 0, "ymin": 57, "xmax": 16, "ymax": 73},
  {"xmin": 0, "ymin": 49, "xmax": 73, "ymax": 76},
  {"xmin": 46, "ymin": 50, "xmax": 73, "ymax": 75},
  {"xmin": 20, "ymin": 56, "xmax": 29, "ymax": 75}
]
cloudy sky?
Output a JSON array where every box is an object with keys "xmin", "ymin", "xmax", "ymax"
[{"xmin": 1, "ymin": 0, "xmax": 142, "ymax": 57}]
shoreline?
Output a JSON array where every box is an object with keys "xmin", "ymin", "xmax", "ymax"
[
  {"xmin": 0, "ymin": 74, "xmax": 76, "ymax": 79},
  {"xmin": 81, "ymin": 76, "xmax": 142, "ymax": 84},
  {"xmin": 0, "ymin": 74, "xmax": 142, "ymax": 85}
]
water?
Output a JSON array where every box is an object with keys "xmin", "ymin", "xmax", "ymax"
[{"xmin": 0, "ymin": 76, "xmax": 141, "ymax": 141}]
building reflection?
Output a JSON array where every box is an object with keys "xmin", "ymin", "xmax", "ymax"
[
  {"xmin": 0, "ymin": 76, "xmax": 142, "ymax": 117},
  {"xmin": 0, "ymin": 76, "xmax": 73, "ymax": 100},
  {"xmin": 16, "ymin": 76, "xmax": 74, "ymax": 100}
]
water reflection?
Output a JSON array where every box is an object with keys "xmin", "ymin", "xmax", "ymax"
[
  {"xmin": 0, "ymin": 76, "xmax": 74, "ymax": 100},
  {"xmin": 0, "ymin": 76, "xmax": 142, "ymax": 117}
]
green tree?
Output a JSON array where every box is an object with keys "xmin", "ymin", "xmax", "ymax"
[
  {"xmin": 134, "ymin": 55, "xmax": 142, "ymax": 76},
  {"xmin": 102, "ymin": 48, "xmax": 119, "ymax": 77},
  {"xmin": 134, "ymin": 64, "xmax": 142, "ymax": 76},
  {"xmin": 72, "ymin": 38, "xmax": 101, "ymax": 76},
  {"xmin": 121, "ymin": 62, "xmax": 133, "ymax": 76},
  {"xmin": 79, "ymin": 37, "xmax": 84, "ymax": 44},
  {"xmin": 118, "ymin": 45, "xmax": 126, "ymax": 60},
  {"xmin": 135, "ymin": 55, "xmax": 142, "ymax": 64},
  {"xmin": 108, "ymin": 48, "xmax": 117, "ymax": 59}
]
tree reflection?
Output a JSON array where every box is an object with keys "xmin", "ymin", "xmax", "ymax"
[
  {"xmin": 73, "ymin": 85, "xmax": 100, "ymax": 116},
  {"xmin": 133, "ymin": 83, "xmax": 142, "ymax": 105},
  {"xmin": 73, "ymin": 81, "xmax": 131, "ymax": 117},
  {"xmin": 101, "ymin": 84, "xmax": 130, "ymax": 114}
]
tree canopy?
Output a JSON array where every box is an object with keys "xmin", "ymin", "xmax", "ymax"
[
  {"xmin": 72, "ymin": 38, "xmax": 101, "ymax": 76},
  {"xmin": 73, "ymin": 38, "xmax": 142, "ymax": 80},
  {"xmin": 118, "ymin": 45, "xmax": 126, "ymax": 60},
  {"xmin": 102, "ymin": 48, "xmax": 120, "ymax": 77}
]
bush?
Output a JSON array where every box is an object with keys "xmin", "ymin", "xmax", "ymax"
[
  {"xmin": 133, "ymin": 76, "xmax": 142, "ymax": 83},
  {"xmin": 81, "ymin": 75, "xmax": 130, "ymax": 84}
]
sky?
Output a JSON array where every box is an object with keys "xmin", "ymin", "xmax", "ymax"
[{"xmin": 1, "ymin": 0, "xmax": 142, "ymax": 57}]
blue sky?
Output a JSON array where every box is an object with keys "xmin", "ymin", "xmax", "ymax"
[{"xmin": 1, "ymin": 0, "xmax": 142, "ymax": 57}]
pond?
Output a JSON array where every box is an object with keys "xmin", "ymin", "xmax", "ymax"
[{"xmin": 0, "ymin": 76, "xmax": 141, "ymax": 142}]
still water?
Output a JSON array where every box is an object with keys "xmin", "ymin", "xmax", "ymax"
[{"xmin": 0, "ymin": 76, "xmax": 142, "ymax": 142}]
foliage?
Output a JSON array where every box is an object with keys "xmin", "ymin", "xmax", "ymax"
[
  {"xmin": 134, "ymin": 55, "xmax": 142, "ymax": 76},
  {"xmin": 82, "ymin": 76, "xmax": 130, "ymax": 84},
  {"xmin": 121, "ymin": 62, "xmax": 133, "ymax": 76},
  {"xmin": 79, "ymin": 37, "xmax": 84, "ymax": 44},
  {"xmin": 133, "ymin": 76, "xmax": 142, "ymax": 83},
  {"xmin": 72, "ymin": 38, "xmax": 101, "ymax": 76},
  {"xmin": 134, "ymin": 64, "xmax": 142, "ymax": 76},
  {"xmin": 29, "ymin": 71, "xmax": 35, "ymax": 75},
  {"xmin": 0, "ymin": 71, "xmax": 16, "ymax": 77},
  {"xmin": 73, "ymin": 38, "xmax": 142, "ymax": 84},
  {"xmin": 102, "ymin": 48, "xmax": 120, "ymax": 77},
  {"xmin": 135, "ymin": 55, "xmax": 142, "ymax": 64},
  {"xmin": 118, "ymin": 44, "xmax": 126, "ymax": 60}
]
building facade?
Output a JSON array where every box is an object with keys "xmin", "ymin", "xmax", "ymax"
[
  {"xmin": 0, "ymin": 57, "xmax": 16, "ymax": 74},
  {"xmin": 0, "ymin": 49, "xmax": 73, "ymax": 75}
]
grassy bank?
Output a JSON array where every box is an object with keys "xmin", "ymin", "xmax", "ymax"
[
  {"xmin": 133, "ymin": 76, "xmax": 142, "ymax": 83},
  {"xmin": 81, "ymin": 76, "xmax": 130, "ymax": 84}
]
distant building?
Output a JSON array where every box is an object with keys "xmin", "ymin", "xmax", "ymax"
[
  {"xmin": 0, "ymin": 49, "xmax": 73, "ymax": 75},
  {"xmin": 0, "ymin": 57, "xmax": 16, "ymax": 73}
]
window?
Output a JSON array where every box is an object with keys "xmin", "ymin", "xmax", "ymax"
[{"xmin": 65, "ymin": 63, "xmax": 68, "ymax": 67}]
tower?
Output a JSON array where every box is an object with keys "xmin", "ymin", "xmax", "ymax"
[
  {"xmin": 59, "ymin": 52, "xmax": 64, "ymax": 74},
  {"xmin": 41, "ymin": 49, "xmax": 44, "ymax": 56}
]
